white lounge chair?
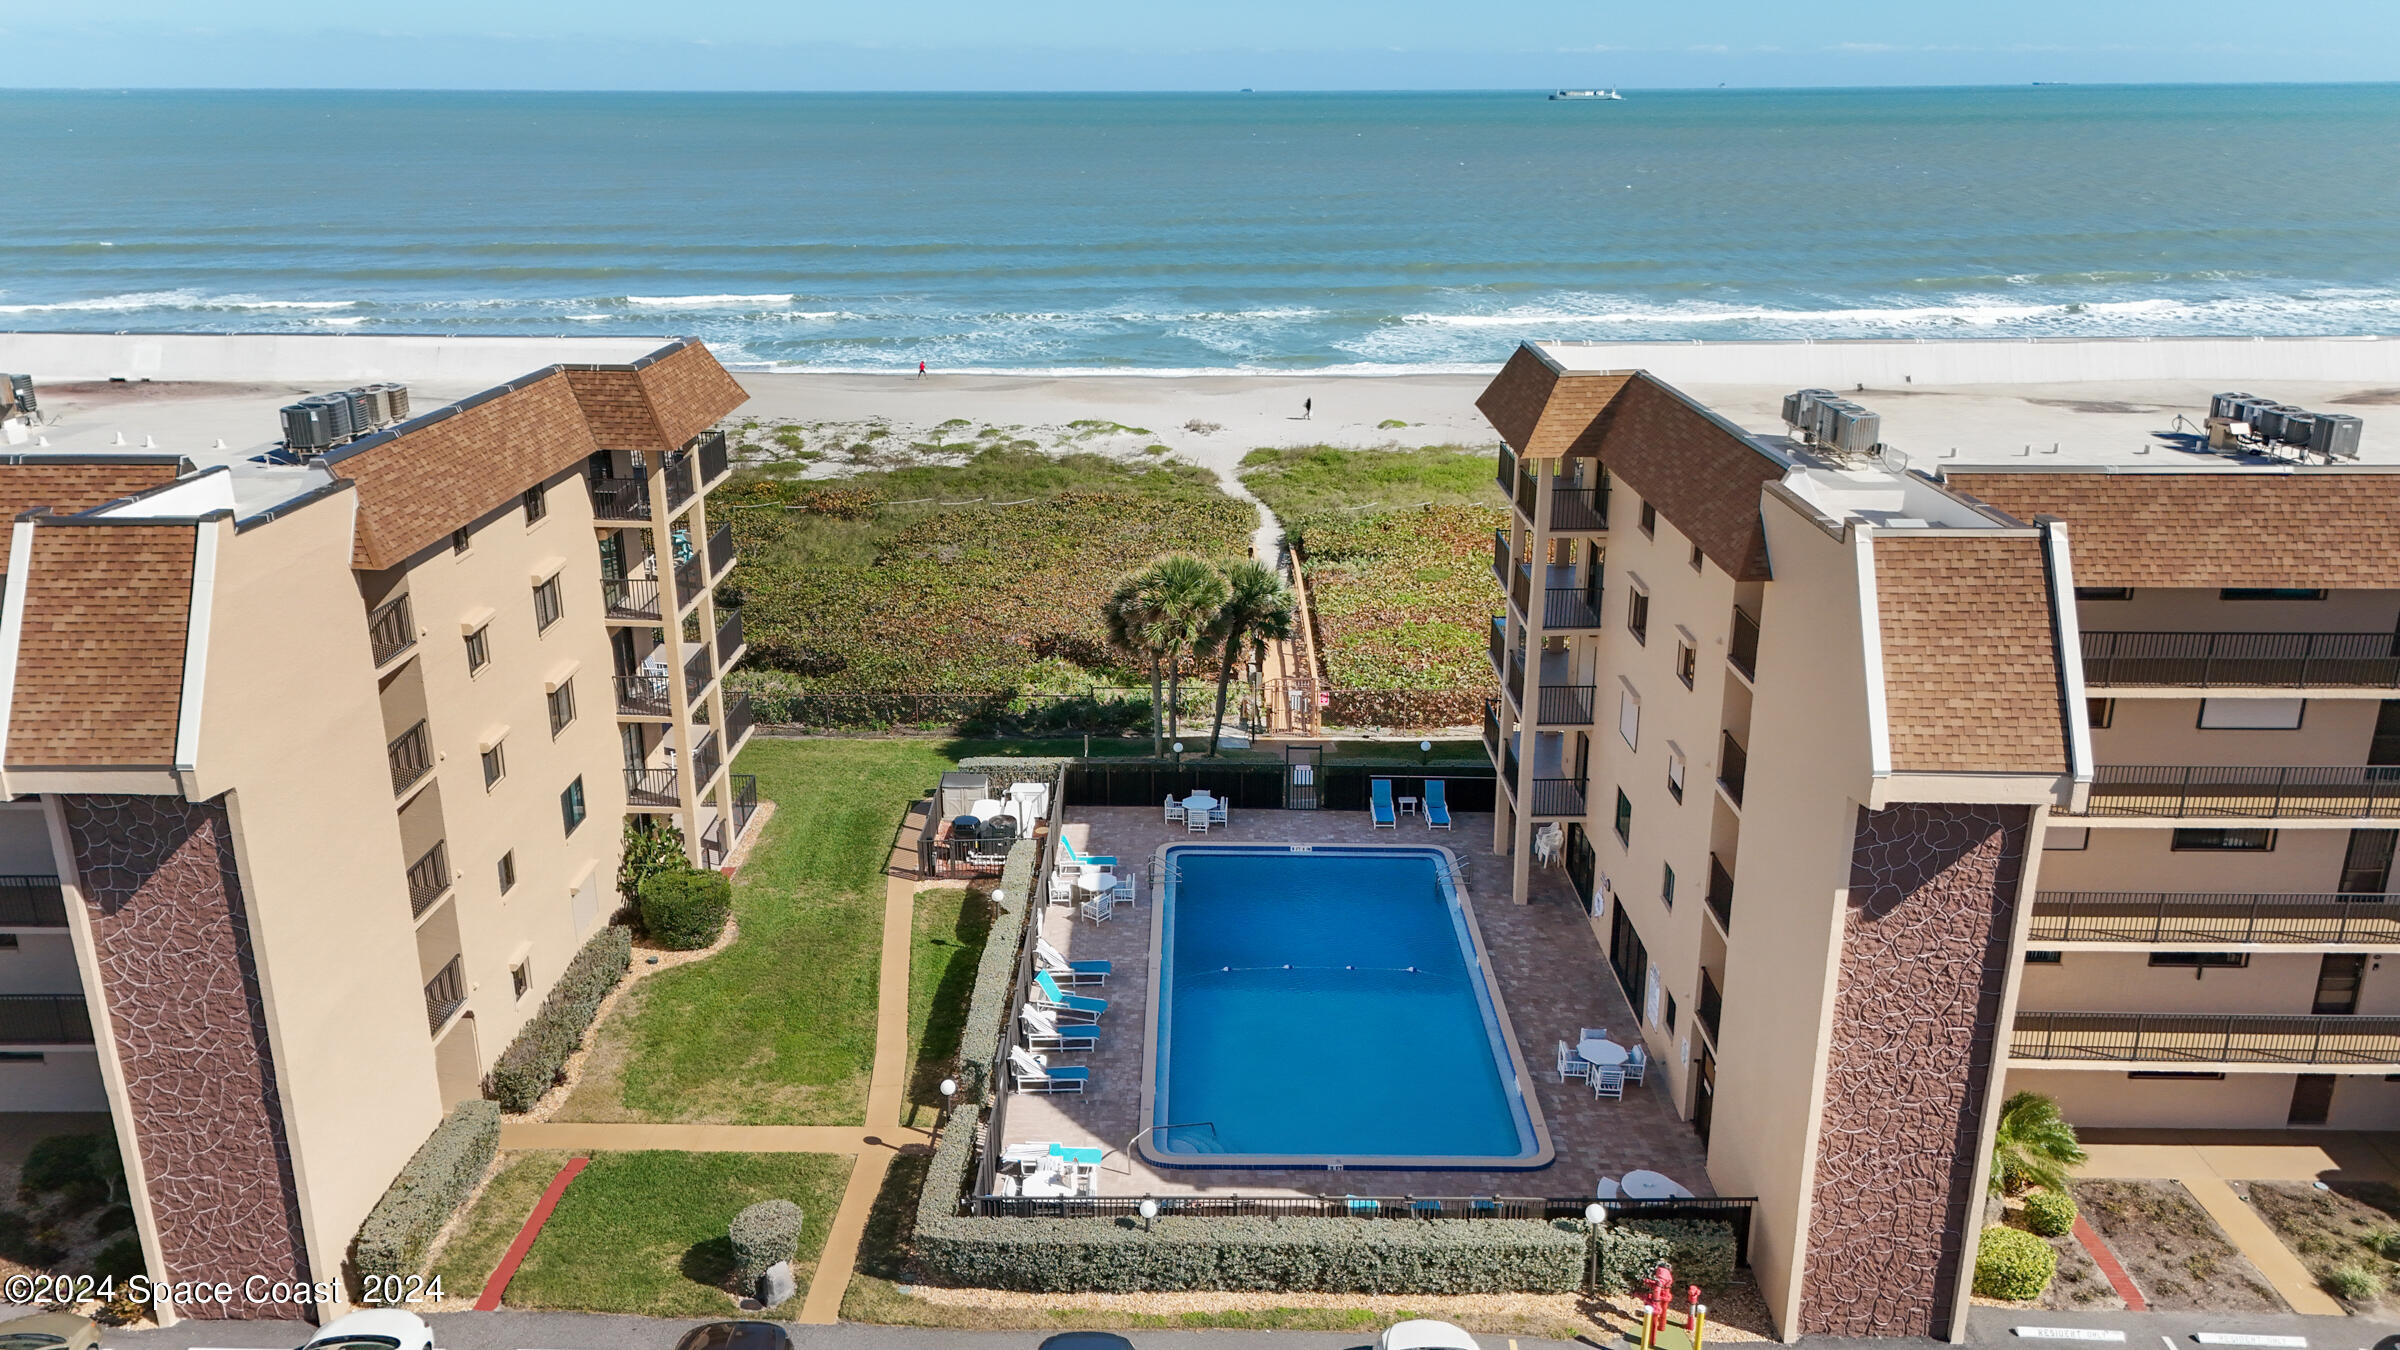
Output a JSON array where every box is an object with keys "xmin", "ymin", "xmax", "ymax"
[
  {"xmin": 1164, "ymin": 795, "xmax": 1186, "ymax": 823},
  {"xmin": 1556, "ymin": 1040, "xmax": 1591, "ymax": 1082},
  {"xmin": 1591, "ymin": 1065, "xmax": 1625, "ymax": 1101},
  {"xmin": 1035, "ymin": 935, "xmax": 1109, "ymax": 986},
  {"xmin": 1020, "ymin": 1004, "xmax": 1099, "ymax": 1052},
  {"xmin": 1009, "ymin": 1046, "xmax": 1088, "ymax": 1095},
  {"xmin": 1623, "ymin": 1044, "xmax": 1648, "ymax": 1085},
  {"xmin": 1000, "ymin": 1140, "xmax": 1057, "ymax": 1172}
]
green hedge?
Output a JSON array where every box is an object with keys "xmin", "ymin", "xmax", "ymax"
[
  {"xmin": 914, "ymin": 832, "xmax": 1043, "ymax": 1238},
  {"xmin": 639, "ymin": 867, "xmax": 733, "ymax": 950},
  {"xmin": 912, "ymin": 1216, "xmax": 1585, "ymax": 1293},
  {"xmin": 2021, "ymin": 1189, "xmax": 2077, "ymax": 1238},
  {"xmin": 488, "ymin": 925, "xmax": 633, "ymax": 1112},
  {"xmin": 1591, "ymin": 1218, "xmax": 1736, "ymax": 1294},
  {"xmin": 351, "ymin": 1100, "xmax": 501, "ymax": 1293},
  {"xmin": 1974, "ymin": 1224, "xmax": 2056, "ymax": 1301},
  {"xmin": 731, "ymin": 1199, "xmax": 805, "ymax": 1286}
]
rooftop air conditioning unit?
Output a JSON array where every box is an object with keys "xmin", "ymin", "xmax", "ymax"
[
  {"xmin": 281, "ymin": 401, "xmax": 336, "ymax": 451},
  {"xmin": 1830, "ymin": 404, "xmax": 1882, "ymax": 455},
  {"xmin": 2260, "ymin": 404, "xmax": 2309, "ymax": 443},
  {"xmin": 300, "ymin": 392, "xmax": 354, "ymax": 442},
  {"xmin": 6, "ymin": 374, "xmax": 33, "ymax": 416},
  {"xmin": 341, "ymin": 387, "xmax": 380, "ymax": 433},
  {"xmin": 2310, "ymin": 412, "xmax": 2364, "ymax": 460},
  {"xmin": 2275, "ymin": 411, "xmax": 2316, "ymax": 449},
  {"xmin": 1783, "ymin": 388, "xmax": 1836, "ymax": 437},
  {"xmin": 2210, "ymin": 391, "xmax": 2259, "ymax": 422},
  {"xmin": 1811, "ymin": 397, "xmax": 1859, "ymax": 445},
  {"xmin": 2226, "ymin": 395, "xmax": 2274, "ymax": 432},
  {"xmin": 367, "ymin": 381, "xmax": 410, "ymax": 424}
]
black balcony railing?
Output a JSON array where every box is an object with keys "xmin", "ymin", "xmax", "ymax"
[
  {"xmin": 716, "ymin": 608, "xmax": 745, "ymax": 667},
  {"xmin": 1729, "ymin": 607, "xmax": 1761, "ymax": 681},
  {"xmin": 616, "ymin": 673, "xmax": 673, "ymax": 718},
  {"xmin": 685, "ymin": 643, "xmax": 714, "ymax": 703},
  {"xmin": 674, "ymin": 550, "xmax": 706, "ymax": 608},
  {"xmin": 1491, "ymin": 529, "xmax": 1509, "ymax": 587},
  {"xmin": 2081, "ymin": 630, "xmax": 2400, "ymax": 689},
  {"xmin": 1536, "ymin": 684, "xmax": 1596, "ymax": 726},
  {"xmin": 707, "ymin": 522, "xmax": 735, "ymax": 578},
  {"xmin": 725, "ymin": 690, "xmax": 757, "ymax": 748},
  {"xmin": 697, "ymin": 429, "xmax": 731, "ymax": 487},
  {"xmin": 589, "ymin": 476, "xmax": 651, "ymax": 521},
  {"xmin": 0, "ymin": 875, "xmax": 67, "ymax": 927},
  {"xmin": 733, "ymin": 773, "xmax": 759, "ymax": 836},
  {"xmin": 388, "ymin": 720, "xmax": 433, "ymax": 797},
  {"xmin": 0, "ymin": 995, "xmax": 94, "ymax": 1045},
  {"xmin": 1551, "ymin": 484, "xmax": 1609, "ymax": 532},
  {"xmin": 1509, "ymin": 564, "xmax": 1533, "ymax": 620},
  {"xmin": 627, "ymin": 767, "xmax": 680, "ymax": 808},
  {"xmin": 2078, "ymin": 765, "xmax": 2400, "ymax": 820},
  {"xmin": 367, "ymin": 593, "xmax": 416, "ymax": 666},
  {"xmin": 1697, "ymin": 967, "xmax": 1724, "ymax": 1045},
  {"xmin": 1488, "ymin": 617, "xmax": 1508, "ymax": 683},
  {"xmin": 1514, "ymin": 468, "xmax": 1537, "ymax": 521},
  {"xmin": 2031, "ymin": 891, "xmax": 2400, "ymax": 945},
  {"xmin": 1494, "ymin": 445, "xmax": 1516, "ymax": 496},
  {"xmin": 1529, "ymin": 776, "xmax": 1588, "ymax": 818},
  {"xmin": 1506, "ymin": 648, "xmax": 1527, "ymax": 710},
  {"xmin": 664, "ymin": 453, "xmax": 698, "ymax": 512},
  {"xmin": 1718, "ymin": 732, "xmax": 1749, "ymax": 807},
  {"xmin": 423, "ymin": 957, "xmax": 466, "ymax": 1034},
  {"xmin": 405, "ymin": 841, "xmax": 451, "ymax": 919},
  {"xmin": 2012, "ymin": 1011, "xmax": 2400, "ymax": 1066},
  {"xmin": 693, "ymin": 730, "xmax": 723, "ymax": 789},
  {"xmin": 1706, "ymin": 854, "xmax": 1735, "ymax": 933},
  {"xmin": 602, "ymin": 577, "xmax": 663, "ymax": 622},
  {"xmin": 1483, "ymin": 700, "xmax": 1503, "ymax": 765},
  {"xmin": 1545, "ymin": 587, "xmax": 1604, "ymax": 629}
]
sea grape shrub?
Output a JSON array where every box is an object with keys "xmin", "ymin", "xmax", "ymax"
[{"xmin": 639, "ymin": 868, "xmax": 734, "ymax": 951}]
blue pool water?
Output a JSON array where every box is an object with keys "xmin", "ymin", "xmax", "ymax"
[{"xmin": 1145, "ymin": 845, "xmax": 1547, "ymax": 1168}]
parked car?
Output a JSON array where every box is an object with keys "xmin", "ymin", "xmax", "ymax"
[
  {"xmin": 299, "ymin": 1308, "xmax": 434, "ymax": 1350},
  {"xmin": 1380, "ymin": 1319, "xmax": 1479, "ymax": 1350},
  {"xmin": 673, "ymin": 1323, "xmax": 794, "ymax": 1350},
  {"xmin": 1037, "ymin": 1336, "xmax": 1135, "ymax": 1350},
  {"xmin": 0, "ymin": 1311, "xmax": 100, "ymax": 1350}
]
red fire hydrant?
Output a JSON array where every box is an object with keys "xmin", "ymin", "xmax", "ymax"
[{"xmin": 1639, "ymin": 1262, "xmax": 1675, "ymax": 1349}]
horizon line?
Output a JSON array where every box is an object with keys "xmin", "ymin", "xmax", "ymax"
[{"xmin": 5, "ymin": 78, "xmax": 2400, "ymax": 95}]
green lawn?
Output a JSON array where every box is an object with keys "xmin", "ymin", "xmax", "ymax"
[
  {"xmin": 450, "ymin": 1151, "xmax": 851, "ymax": 1318},
  {"xmin": 904, "ymin": 886, "xmax": 992, "ymax": 1131},
  {"xmin": 560, "ymin": 738, "xmax": 962, "ymax": 1125},
  {"xmin": 1239, "ymin": 443, "xmax": 1501, "ymax": 520}
]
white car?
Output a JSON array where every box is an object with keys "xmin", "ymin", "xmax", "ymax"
[
  {"xmin": 1379, "ymin": 1319, "xmax": 1479, "ymax": 1350},
  {"xmin": 300, "ymin": 1309, "xmax": 435, "ymax": 1350}
]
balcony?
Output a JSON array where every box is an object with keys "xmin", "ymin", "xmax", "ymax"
[
  {"xmin": 1728, "ymin": 607, "xmax": 1760, "ymax": 682},
  {"xmin": 1551, "ymin": 483, "xmax": 1609, "ymax": 532},
  {"xmin": 706, "ymin": 522, "xmax": 735, "ymax": 579},
  {"xmin": 663, "ymin": 453, "xmax": 698, "ymax": 513},
  {"xmin": 674, "ymin": 549, "xmax": 707, "ymax": 610},
  {"xmin": 367, "ymin": 593, "xmax": 416, "ymax": 667},
  {"xmin": 1705, "ymin": 854, "xmax": 1735, "ymax": 933},
  {"xmin": 733, "ymin": 772, "xmax": 759, "ymax": 836},
  {"xmin": 2077, "ymin": 765, "xmax": 2400, "ymax": 820},
  {"xmin": 1697, "ymin": 967, "xmax": 1723, "ymax": 1046},
  {"xmin": 1529, "ymin": 776, "xmax": 1589, "ymax": 818},
  {"xmin": 0, "ymin": 875, "xmax": 67, "ymax": 927},
  {"xmin": 589, "ymin": 475, "xmax": 652, "ymax": 522},
  {"xmin": 1545, "ymin": 587, "xmax": 1604, "ymax": 629},
  {"xmin": 715, "ymin": 608, "xmax": 746, "ymax": 668},
  {"xmin": 423, "ymin": 956, "xmax": 466, "ymax": 1034},
  {"xmin": 0, "ymin": 995, "xmax": 94, "ymax": 1045},
  {"xmin": 1488, "ymin": 617, "xmax": 1510, "ymax": 685},
  {"xmin": 724, "ymin": 690, "xmax": 757, "ymax": 749},
  {"xmin": 1514, "ymin": 467, "xmax": 1537, "ymax": 521},
  {"xmin": 696, "ymin": 429, "xmax": 731, "ymax": 488},
  {"xmin": 603, "ymin": 578, "xmax": 663, "ymax": 622},
  {"xmin": 2083, "ymin": 630, "xmax": 2400, "ymax": 690},
  {"xmin": 1535, "ymin": 683, "xmax": 1596, "ymax": 727},
  {"xmin": 2030, "ymin": 891, "xmax": 2400, "ymax": 946},
  {"xmin": 693, "ymin": 730, "xmax": 723, "ymax": 790},
  {"xmin": 685, "ymin": 643, "xmax": 715, "ymax": 704},
  {"xmin": 405, "ymin": 841, "xmax": 451, "ymax": 920},
  {"xmin": 1510, "ymin": 561, "xmax": 1532, "ymax": 619},
  {"xmin": 616, "ymin": 673, "xmax": 673, "ymax": 719},
  {"xmin": 1483, "ymin": 699, "xmax": 1504, "ymax": 765},
  {"xmin": 628, "ymin": 767, "xmax": 680, "ymax": 809},
  {"xmin": 1491, "ymin": 529, "xmax": 1510, "ymax": 588},
  {"xmin": 2012, "ymin": 1011, "xmax": 2400, "ymax": 1068},
  {"xmin": 388, "ymin": 720, "xmax": 433, "ymax": 797},
  {"xmin": 1717, "ymin": 731, "xmax": 1748, "ymax": 807}
]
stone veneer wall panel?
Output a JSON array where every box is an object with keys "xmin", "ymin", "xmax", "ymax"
[
  {"xmin": 1798, "ymin": 802, "xmax": 2028, "ymax": 1338},
  {"xmin": 64, "ymin": 795, "xmax": 311, "ymax": 1320}
]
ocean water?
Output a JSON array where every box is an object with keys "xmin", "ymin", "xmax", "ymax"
[{"xmin": 4, "ymin": 85, "xmax": 2397, "ymax": 372}]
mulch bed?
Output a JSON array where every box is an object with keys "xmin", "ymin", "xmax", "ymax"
[
  {"xmin": 2239, "ymin": 1180, "xmax": 2400, "ymax": 1311},
  {"xmin": 2072, "ymin": 1179, "xmax": 2286, "ymax": 1314}
]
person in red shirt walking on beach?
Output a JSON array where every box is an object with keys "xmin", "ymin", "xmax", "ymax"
[{"xmin": 918, "ymin": 360, "xmax": 927, "ymax": 378}]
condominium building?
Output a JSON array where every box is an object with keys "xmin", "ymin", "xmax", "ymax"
[
  {"xmin": 0, "ymin": 337, "xmax": 752, "ymax": 1322},
  {"xmin": 1478, "ymin": 341, "xmax": 2397, "ymax": 1340}
]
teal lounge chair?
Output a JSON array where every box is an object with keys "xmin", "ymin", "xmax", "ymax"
[
  {"xmin": 1035, "ymin": 935, "xmax": 1110, "ymax": 987},
  {"xmin": 1424, "ymin": 779, "xmax": 1452, "ymax": 830},
  {"xmin": 1370, "ymin": 778, "xmax": 1397, "ymax": 829},
  {"xmin": 1009, "ymin": 1047, "xmax": 1089, "ymax": 1094},
  {"xmin": 1034, "ymin": 969, "xmax": 1108, "ymax": 1020},
  {"xmin": 1057, "ymin": 835, "xmax": 1118, "ymax": 870}
]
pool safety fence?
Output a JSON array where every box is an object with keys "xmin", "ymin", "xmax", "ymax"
[
  {"xmin": 1064, "ymin": 761, "xmax": 1495, "ymax": 814},
  {"xmin": 974, "ymin": 761, "xmax": 1069, "ymax": 1201}
]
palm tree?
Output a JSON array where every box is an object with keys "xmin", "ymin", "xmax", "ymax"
[
  {"xmin": 1204, "ymin": 559, "xmax": 1296, "ymax": 755},
  {"xmin": 1147, "ymin": 554, "xmax": 1228, "ymax": 744},
  {"xmin": 1103, "ymin": 574, "xmax": 1170, "ymax": 755},
  {"xmin": 1989, "ymin": 1090, "xmax": 2086, "ymax": 1195}
]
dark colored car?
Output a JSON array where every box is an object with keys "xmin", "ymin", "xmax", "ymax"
[
  {"xmin": 674, "ymin": 1323, "xmax": 794, "ymax": 1350},
  {"xmin": 1038, "ymin": 1335, "xmax": 1137, "ymax": 1350}
]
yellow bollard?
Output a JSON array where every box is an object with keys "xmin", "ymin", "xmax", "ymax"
[{"xmin": 1690, "ymin": 1303, "xmax": 1707, "ymax": 1350}]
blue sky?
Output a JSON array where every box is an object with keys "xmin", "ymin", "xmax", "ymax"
[{"xmin": 6, "ymin": 0, "xmax": 2398, "ymax": 89}]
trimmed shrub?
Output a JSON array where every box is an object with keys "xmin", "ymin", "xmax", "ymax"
[
  {"xmin": 912, "ymin": 1215, "xmax": 1584, "ymax": 1294},
  {"xmin": 2325, "ymin": 1263, "xmax": 2384, "ymax": 1303},
  {"xmin": 1973, "ymin": 1224, "xmax": 2057, "ymax": 1301},
  {"xmin": 2022, "ymin": 1189, "xmax": 2077, "ymax": 1238},
  {"xmin": 487, "ymin": 925, "xmax": 633, "ymax": 1112},
  {"xmin": 1591, "ymin": 1219, "xmax": 1737, "ymax": 1294},
  {"xmin": 639, "ymin": 867, "xmax": 733, "ymax": 950},
  {"xmin": 18, "ymin": 1132, "xmax": 122, "ymax": 1213},
  {"xmin": 92, "ymin": 1234, "xmax": 146, "ymax": 1283},
  {"xmin": 730, "ymin": 1199, "xmax": 805, "ymax": 1287},
  {"xmin": 350, "ymin": 1100, "xmax": 501, "ymax": 1294}
]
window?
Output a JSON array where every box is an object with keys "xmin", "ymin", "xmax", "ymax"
[
  {"xmin": 533, "ymin": 576, "xmax": 564, "ymax": 632},
  {"xmin": 1627, "ymin": 587, "xmax": 1650, "ymax": 645},
  {"xmin": 450, "ymin": 526, "xmax": 471, "ymax": 555},
  {"xmin": 1667, "ymin": 746, "xmax": 1687, "ymax": 803},
  {"xmin": 2087, "ymin": 698, "xmax": 2114, "ymax": 729},
  {"xmin": 1689, "ymin": 543, "xmax": 1704, "ymax": 572},
  {"xmin": 2172, "ymin": 827, "xmax": 2276, "ymax": 852},
  {"xmin": 511, "ymin": 959, "xmax": 533, "ymax": 1000},
  {"xmin": 561, "ymin": 776, "xmax": 588, "ymax": 835},
  {"xmin": 1613, "ymin": 788, "xmax": 1632, "ymax": 846},
  {"xmin": 2199, "ymin": 697, "xmax": 2304, "ymax": 730},
  {"xmin": 2075, "ymin": 586, "xmax": 2132, "ymax": 601},
  {"xmin": 1661, "ymin": 862, "xmax": 1676, "ymax": 909},
  {"xmin": 0, "ymin": 1051, "xmax": 44, "ymax": 1064},
  {"xmin": 465, "ymin": 624, "xmax": 491, "ymax": 674},
  {"xmin": 1618, "ymin": 685, "xmax": 1640, "ymax": 750},
  {"xmin": 2130, "ymin": 1071, "xmax": 2226, "ymax": 1081},
  {"xmin": 2148, "ymin": 951, "xmax": 2250, "ymax": 969},
  {"xmin": 2220, "ymin": 588, "xmax": 2325, "ymax": 601},
  {"xmin": 2043, "ymin": 827, "xmax": 2090, "ymax": 851},
  {"xmin": 498, "ymin": 850, "xmax": 517, "ymax": 893},
  {"xmin": 1638, "ymin": 501, "xmax": 1657, "ymax": 537},
  {"xmin": 1664, "ymin": 990, "xmax": 1679, "ymax": 1032},
  {"xmin": 548, "ymin": 680, "xmax": 577, "ymax": 737},
  {"xmin": 481, "ymin": 741, "xmax": 507, "ymax": 790},
  {"xmin": 2024, "ymin": 950, "xmax": 2063, "ymax": 964},
  {"xmin": 523, "ymin": 484, "xmax": 548, "ymax": 524},
  {"xmin": 1675, "ymin": 640, "xmax": 1696, "ymax": 689}
]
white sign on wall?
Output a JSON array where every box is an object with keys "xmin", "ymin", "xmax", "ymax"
[{"xmin": 1645, "ymin": 967, "xmax": 1662, "ymax": 1027}]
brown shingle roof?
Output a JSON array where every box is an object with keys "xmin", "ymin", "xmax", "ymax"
[
  {"xmin": 7, "ymin": 521, "xmax": 195, "ymax": 767},
  {"xmin": 1873, "ymin": 533, "xmax": 2068, "ymax": 775},
  {"xmin": 1584, "ymin": 374, "xmax": 1782, "ymax": 581},
  {"xmin": 1943, "ymin": 469, "xmax": 2400, "ymax": 589},
  {"xmin": 564, "ymin": 339, "xmax": 747, "ymax": 451},
  {"xmin": 0, "ymin": 456, "xmax": 186, "ymax": 575},
  {"xmin": 1475, "ymin": 347, "xmax": 1632, "ymax": 459}
]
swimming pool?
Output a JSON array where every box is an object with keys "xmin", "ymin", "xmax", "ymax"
[{"xmin": 1139, "ymin": 844, "xmax": 1551, "ymax": 1170}]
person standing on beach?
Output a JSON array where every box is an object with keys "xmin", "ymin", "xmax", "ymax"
[
  {"xmin": 1303, "ymin": 397, "xmax": 1312, "ymax": 420},
  {"xmin": 918, "ymin": 360, "xmax": 927, "ymax": 378}
]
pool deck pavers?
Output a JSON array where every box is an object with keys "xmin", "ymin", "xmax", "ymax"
[{"xmin": 1003, "ymin": 805, "xmax": 1715, "ymax": 1200}]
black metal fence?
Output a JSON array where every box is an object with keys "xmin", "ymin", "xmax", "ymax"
[
  {"xmin": 0, "ymin": 994, "xmax": 94, "ymax": 1045},
  {"xmin": 1061, "ymin": 761, "xmax": 1498, "ymax": 814},
  {"xmin": 2031, "ymin": 890, "xmax": 2400, "ymax": 945},
  {"xmin": 2082, "ymin": 630, "xmax": 2400, "ymax": 689},
  {"xmin": 0, "ymin": 875, "xmax": 66, "ymax": 927},
  {"xmin": 2082, "ymin": 765, "xmax": 2400, "ymax": 820}
]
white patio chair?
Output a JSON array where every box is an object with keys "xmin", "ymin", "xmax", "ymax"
[
  {"xmin": 1622, "ymin": 1044, "xmax": 1648, "ymax": 1085},
  {"xmin": 1579, "ymin": 1026, "xmax": 1609, "ymax": 1044},
  {"xmin": 1591, "ymin": 1065, "xmax": 1625, "ymax": 1101},
  {"xmin": 1108, "ymin": 869, "xmax": 1141, "ymax": 906},
  {"xmin": 1047, "ymin": 872, "xmax": 1079, "ymax": 907},
  {"xmin": 1556, "ymin": 1040, "xmax": 1591, "ymax": 1083},
  {"xmin": 1186, "ymin": 810, "xmax": 1210, "ymax": 833},
  {"xmin": 1164, "ymin": 795, "xmax": 1185, "ymax": 823},
  {"xmin": 1080, "ymin": 893, "xmax": 1116, "ymax": 923},
  {"xmin": 1210, "ymin": 802, "xmax": 1228, "ymax": 826}
]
